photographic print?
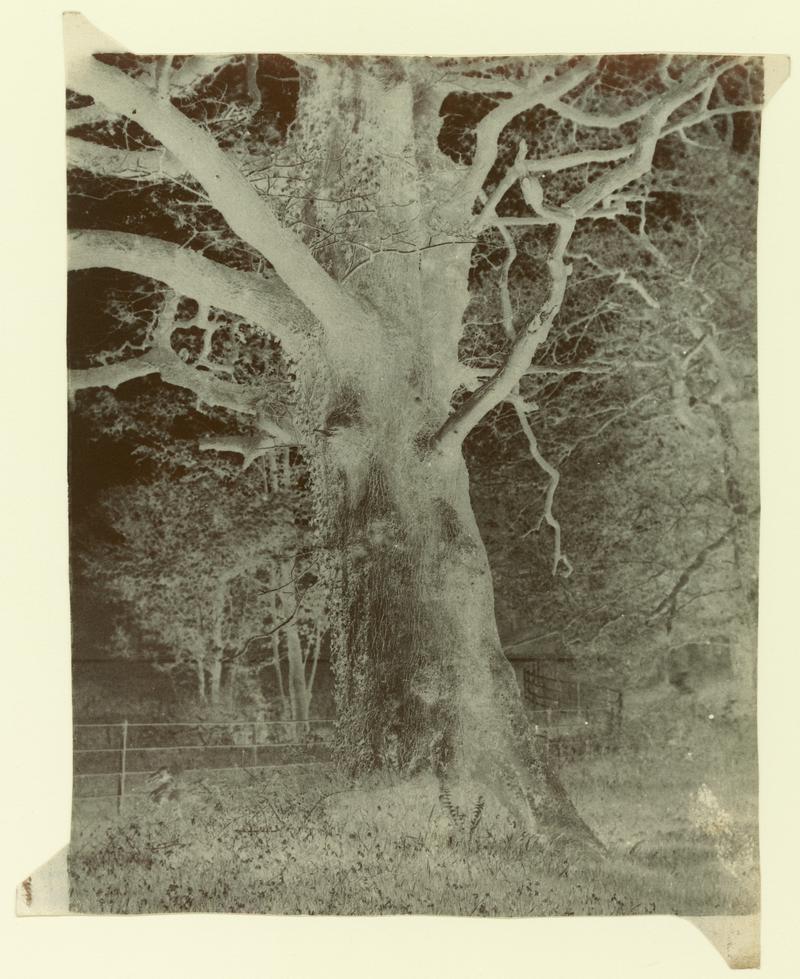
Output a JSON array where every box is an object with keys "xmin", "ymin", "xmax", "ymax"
[{"xmin": 61, "ymin": 12, "xmax": 762, "ymax": 943}]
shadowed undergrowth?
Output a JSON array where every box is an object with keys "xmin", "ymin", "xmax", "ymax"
[{"xmin": 69, "ymin": 717, "xmax": 758, "ymax": 916}]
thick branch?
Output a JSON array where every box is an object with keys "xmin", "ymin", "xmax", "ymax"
[
  {"xmin": 544, "ymin": 95, "xmax": 655, "ymax": 129},
  {"xmin": 662, "ymin": 102, "xmax": 762, "ymax": 139},
  {"xmin": 434, "ymin": 197, "xmax": 576, "ymax": 453},
  {"xmin": 70, "ymin": 293, "xmax": 298, "ymax": 442},
  {"xmin": 68, "ymin": 229, "xmax": 308, "ymax": 350},
  {"xmin": 168, "ymin": 55, "xmax": 233, "ymax": 92},
  {"xmin": 496, "ymin": 222, "xmax": 516, "ymax": 340},
  {"xmin": 447, "ymin": 59, "xmax": 598, "ymax": 222},
  {"xmin": 475, "ymin": 142, "xmax": 639, "ymax": 234},
  {"xmin": 70, "ymin": 354, "xmax": 161, "ymax": 392},
  {"xmin": 65, "ymin": 14, "xmax": 373, "ymax": 340},
  {"xmin": 566, "ymin": 60, "xmax": 735, "ymax": 218},
  {"xmin": 69, "ymin": 351, "xmax": 262, "ymax": 417}
]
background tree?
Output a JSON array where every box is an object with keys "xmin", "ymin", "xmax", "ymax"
[
  {"xmin": 76, "ymin": 466, "xmax": 326, "ymax": 727},
  {"xmin": 66, "ymin": 15, "xmax": 761, "ymax": 847},
  {"xmin": 464, "ymin": 101, "xmax": 759, "ymax": 697}
]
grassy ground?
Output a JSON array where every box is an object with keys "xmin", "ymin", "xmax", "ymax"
[{"xmin": 69, "ymin": 690, "xmax": 759, "ymax": 916}]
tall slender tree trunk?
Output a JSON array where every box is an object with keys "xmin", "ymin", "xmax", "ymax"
[
  {"xmin": 711, "ymin": 402, "xmax": 759, "ymax": 702},
  {"xmin": 208, "ymin": 574, "xmax": 232, "ymax": 706},
  {"xmin": 281, "ymin": 559, "xmax": 310, "ymax": 736},
  {"xmin": 306, "ymin": 628, "xmax": 323, "ymax": 712},
  {"xmin": 194, "ymin": 658, "xmax": 207, "ymax": 703},
  {"xmin": 285, "ymin": 622, "xmax": 309, "ymax": 736},
  {"xmin": 208, "ymin": 657, "xmax": 223, "ymax": 706}
]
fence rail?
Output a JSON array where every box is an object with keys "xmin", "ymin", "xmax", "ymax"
[
  {"xmin": 73, "ymin": 687, "xmax": 624, "ymax": 814},
  {"xmin": 73, "ymin": 761, "xmax": 334, "ymax": 804},
  {"xmin": 73, "ymin": 718, "xmax": 336, "ymax": 813}
]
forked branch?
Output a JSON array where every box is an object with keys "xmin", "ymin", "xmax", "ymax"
[
  {"xmin": 68, "ymin": 229, "xmax": 308, "ymax": 351},
  {"xmin": 436, "ymin": 58, "xmax": 741, "ymax": 453},
  {"xmin": 64, "ymin": 14, "xmax": 373, "ymax": 342},
  {"xmin": 70, "ymin": 290, "xmax": 297, "ymax": 444}
]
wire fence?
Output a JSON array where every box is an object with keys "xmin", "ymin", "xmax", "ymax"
[
  {"xmin": 73, "ymin": 718, "xmax": 336, "ymax": 813},
  {"xmin": 73, "ymin": 685, "xmax": 625, "ymax": 814}
]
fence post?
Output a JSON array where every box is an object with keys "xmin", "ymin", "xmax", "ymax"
[
  {"xmin": 252, "ymin": 721, "xmax": 258, "ymax": 768},
  {"xmin": 576, "ymin": 680, "xmax": 582, "ymax": 710},
  {"xmin": 118, "ymin": 719, "xmax": 128, "ymax": 815}
]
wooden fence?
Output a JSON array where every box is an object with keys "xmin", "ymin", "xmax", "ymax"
[{"xmin": 73, "ymin": 718, "xmax": 336, "ymax": 814}]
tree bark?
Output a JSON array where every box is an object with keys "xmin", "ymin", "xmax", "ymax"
[{"xmin": 316, "ymin": 434, "xmax": 595, "ymax": 843}]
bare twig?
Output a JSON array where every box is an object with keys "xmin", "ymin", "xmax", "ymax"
[
  {"xmin": 649, "ymin": 525, "xmax": 736, "ymax": 631},
  {"xmin": 508, "ymin": 393, "xmax": 573, "ymax": 577}
]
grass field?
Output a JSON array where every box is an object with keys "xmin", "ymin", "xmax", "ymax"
[{"xmin": 69, "ymin": 689, "xmax": 759, "ymax": 917}]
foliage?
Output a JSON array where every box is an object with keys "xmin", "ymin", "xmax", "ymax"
[
  {"xmin": 465, "ymin": 133, "xmax": 759, "ymax": 684},
  {"xmin": 75, "ymin": 465, "xmax": 325, "ymax": 713}
]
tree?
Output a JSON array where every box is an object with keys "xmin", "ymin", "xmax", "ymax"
[
  {"xmin": 65, "ymin": 15, "xmax": 761, "ymax": 847},
  {"xmin": 77, "ymin": 466, "xmax": 326, "ymax": 728}
]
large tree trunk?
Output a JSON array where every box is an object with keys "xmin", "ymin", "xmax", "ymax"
[
  {"xmin": 295, "ymin": 59, "xmax": 599, "ymax": 847},
  {"xmin": 319, "ymin": 437, "xmax": 596, "ymax": 844}
]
